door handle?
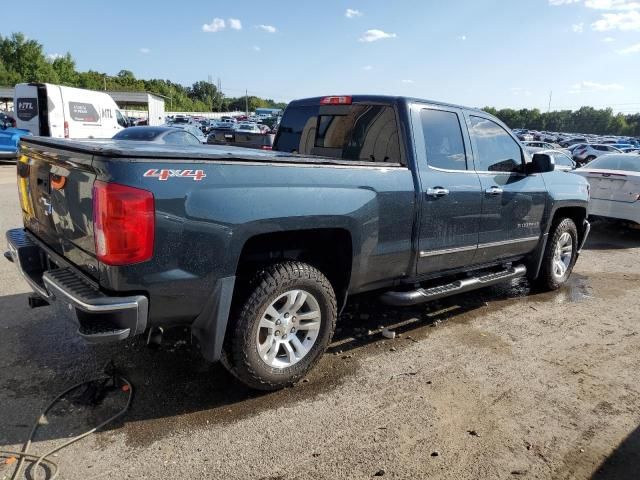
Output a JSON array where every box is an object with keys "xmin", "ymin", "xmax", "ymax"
[
  {"xmin": 426, "ymin": 187, "xmax": 450, "ymax": 197},
  {"xmin": 485, "ymin": 186, "xmax": 503, "ymax": 196}
]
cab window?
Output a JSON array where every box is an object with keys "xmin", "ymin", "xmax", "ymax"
[
  {"xmin": 468, "ymin": 116, "xmax": 523, "ymax": 173},
  {"xmin": 420, "ymin": 109, "xmax": 467, "ymax": 170}
]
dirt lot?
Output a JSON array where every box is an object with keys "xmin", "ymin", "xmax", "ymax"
[{"xmin": 0, "ymin": 163, "xmax": 638, "ymax": 480}]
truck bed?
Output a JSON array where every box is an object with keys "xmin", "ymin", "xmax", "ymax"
[{"xmin": 21, "ymin": 137, "xmax": 404, "ymax": 168}]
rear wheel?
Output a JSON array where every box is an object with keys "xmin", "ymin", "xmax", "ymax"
[
  {"xmin": 224, "ymin": 262, "xmax": 337, "ymax": 390},
  {"xmin": 536, "ymin": 218, "xmax": 579, "ymax": 290}
]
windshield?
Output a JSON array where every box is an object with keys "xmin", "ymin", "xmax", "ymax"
[{"xmin": 113, "ymin": 128, "xmax": 164, "ymax": 140}]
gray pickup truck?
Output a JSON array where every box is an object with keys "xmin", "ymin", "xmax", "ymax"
[{"xmin": 5, "ymin": 95, "xmax": 590, "ymax": 390}]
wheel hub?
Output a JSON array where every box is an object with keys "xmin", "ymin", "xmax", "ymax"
[{"xmin": 256, "ymin": 289, "xmax": 322, "ymax": 369}]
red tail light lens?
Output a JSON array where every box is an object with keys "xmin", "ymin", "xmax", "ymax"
[
  {"xmin": 64, "ymin": 121, "xmax": 69, "ymax": 138},
  {"xmin": 93, "ymin": 181, "xmax": 155, "ymax": 266},
  {"xmin": 320, "ymin": 96, "xmax": 352, "ymax": 105}
]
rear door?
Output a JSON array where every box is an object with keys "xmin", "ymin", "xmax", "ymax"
[
  {"xmin": 14, "ymin": 84, "xmax": 40, "ymax": 135},
  {"xmin": 465, "ymin": 113, "xmax": 547, "ymax": 263},
  {"xmin": 412, "ymin": 105, "xmax": 482, "ymax": 274}
]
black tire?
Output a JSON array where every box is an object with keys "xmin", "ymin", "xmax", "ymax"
[
  {"xmin": 536, "ymin": 218, "xmax": 579, "ymax": 291},
  {"xmin": 223, "ymin": 261, "xmax": 337, "ymax": 390}
]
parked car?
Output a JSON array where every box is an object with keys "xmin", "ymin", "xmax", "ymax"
[
  {"xmin": 0, "ymin": 126, "xmax": 32, "ymax": 161},
  {"xmin": 5, "ymin": 94, "xmax": 590, "ymax": 391},
  {"xmin": 0, "ymin": 111, "xmax": 16, "ymax": 128},
  {"xmin": 236, "ymin": 122, "xmax": 263, "ymax": 134},
  {"xmin": 523, "ymin": 142, "xmax": 572, "ymax": 157},
  {"xmin": 545, "ymin": 150, "xmax": 577, "ymax": 172},
  {"xmin": 559, "ymin": 137, "xmax": 588, "ymax": 148},
  {"xmin": 113, "ymin": 126, "xmax": 202, "ymax": 145},
  {"xmin": 573, "ymin": 144, "xmax": 622, "ymax": 165},
  {"xmin": 169, "ymin": 124, "xmax": 208, "ymax": 143},
  {"xmin": 573, "ymin": 154, "xmax": 640, "ymax": 225},
  {"xmin": 14, "ymin": 83, "xmax": 128, "ymax": 138}
]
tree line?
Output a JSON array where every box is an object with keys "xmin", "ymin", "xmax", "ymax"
[
  {"xmin": 0, "ymin": 32, "xmax": 287, "ymax": 113},
  {"xmin": 482, "ymin": 106, "xmax": 640, "ymax": 137}
]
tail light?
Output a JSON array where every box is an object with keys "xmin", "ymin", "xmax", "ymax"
[
  {"xmin": 320, "ymin": 96, "xmax": 352, "ymax": 105},
  {"xmin": 260, "ymin": 145, "xmax": 272, "ymax": 150},
  {"xmin": 64, "ymin": 121, "xmax": 69, "ymax": 138},
  {"xmin": 93, "ymin": 181, "xmax": 155, "ymax": 266}
]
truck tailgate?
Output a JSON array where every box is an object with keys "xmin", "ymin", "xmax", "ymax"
[{"xmin": 17, "ymin": 141, "xmax": 99, "ymax": 278}]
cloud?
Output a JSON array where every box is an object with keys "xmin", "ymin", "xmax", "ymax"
[
  {"xmin": 359, "ymin": 29, "xmax": 397, "ymax": 42},
  {"xmin": 202, "ymin": 18, "xmax": 225, "ymax": 32},
  {"xmin": 572, "ymin": 22, "xmax": 585, "ymax": 31},
  {"xmin": 252, "ymin": 45, "xmax": 261, "ymax": 52},
  {"xmin": 618, "ymin": 41, "xmax": 640, "ymax": 53},
  {"xmin": 229, "ymin": 18, "xmax": 242, "ymax": 30},
  {"xmin": 603, "ymin": 36, "xmax": 616, "ymax": 40},
  {"xmin": 139, "ymin": 47, "xmax": 151, "ymax": 54},
  {"xmin": 345, "ymin": 8, "xmax": 363, "ymax": 18},
  {"xmin": 592, "ymin": 10, "xmax": 640, "ymax": 30},
  {"xmin": 46, "ymin": 53, "xmax": 63, "ymax": 60},
  {"xmin": 401, "ymin": 79, "xmax": 414, "ymax": 84},
  {"xmin": 457, "ymin": 34, "xmax": 467, "ymax": 40},
  {"xmin": 363, "ymin": 65, "xmax": 373, "ymax": 71},
  {"xmin": 585, "ymin": 0, "xmax": 640, "ymax": 10},
  {"xmin": 258, "ymin": 24, "xmax": 277, "ymax": 33},
  {"xmin": 569, "ymin": 80, "xmax": 624, "ymax": 93}
]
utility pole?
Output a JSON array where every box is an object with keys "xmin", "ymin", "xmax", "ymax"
[
  {"xmin": 548, "ymin": 90, "xmax": 553, "ymax": 113},
  {"xmin": 245, "ymin": 89, "xmax": 249, "ymax": 117}
]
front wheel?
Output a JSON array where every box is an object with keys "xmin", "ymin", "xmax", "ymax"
[
  {"xmin": 536, "ymin": 218, "xmax": 579, "ymax": 290},
  {"xmin": 224, "ymin": 262, "xmax": 337, "ymax": 390}
]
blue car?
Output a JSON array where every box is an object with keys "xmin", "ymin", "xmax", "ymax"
[{"xmin": 0, "ymin": 127, "xmax": 32, "ymax": 161}]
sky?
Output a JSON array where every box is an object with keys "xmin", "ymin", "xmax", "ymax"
[{"xmin": 2, "ymin": 0, "xmax": 640, "ymax": 112}]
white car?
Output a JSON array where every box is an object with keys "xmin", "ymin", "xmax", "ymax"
[
  {"xmin": 573, "ymin": 154, "xmax": 640, "ymax": 224},
  {"xmin": 573, "ymin": 144, "xmax": 622, "ymax": 164},
  {"xmin": 169, "ymin": 124, "xmax": 207, "ymax": 143}
]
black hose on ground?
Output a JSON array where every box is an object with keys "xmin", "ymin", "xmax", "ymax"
[{"xmin": 0, "ymin": 365, "xmax": 133, "ymax": 480}]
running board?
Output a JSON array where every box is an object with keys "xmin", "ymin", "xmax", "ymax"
[{"xmin": 380, "ymin": 264, "xmax": 527, "ymax": 307}]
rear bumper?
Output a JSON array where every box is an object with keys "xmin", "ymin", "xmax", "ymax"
[
  {"xmin": 5, "ymin": 228, "xmax": 148, "ymax": 343},
  {"xmin": 589, "ymin": 198, "xmax": 640, "ymax": 224}
]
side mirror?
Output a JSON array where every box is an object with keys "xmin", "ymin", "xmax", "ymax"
[{"xmin": 528, "ymin": 153, "xmax": 555, "ymax": 174}]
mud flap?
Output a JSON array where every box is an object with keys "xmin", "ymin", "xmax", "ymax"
[{"xmin": 191, "ymin": 276, "xmax": 236, "ymax": 362}]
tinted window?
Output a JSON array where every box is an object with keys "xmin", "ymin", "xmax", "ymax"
[
  {"xmin": 274, "ymin": 104, "xmax": 401, "ymax": 164},
  {"xmin": 469, "ymin": 116, "xmax": 523, "ymax": 172},
  {"xmin": 420, "ymin": 109, "xmax": 467, "ymax": 170},
  {"xmin": 182, "ymin": 132, "xmax": 201, "ymax": 145},
  {"xmin": 164, "ymin": 132, "xmax": 190, "ymax": 145},
  {"xmin": 113, "ymin": 128, "xmax": 164, "ymax": 141}
]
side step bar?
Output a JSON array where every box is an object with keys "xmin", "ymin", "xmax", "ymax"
[{"xmin": 381, "ymin": 264, "xmax": 527, "ymax": 307}]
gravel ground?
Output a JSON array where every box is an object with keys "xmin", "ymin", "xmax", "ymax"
[{"xmin": 0, "ymin": 163, "xmax": 638, "ymax": 480}]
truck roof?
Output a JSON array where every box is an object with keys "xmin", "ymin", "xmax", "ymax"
[{"xmin": 288, "ymin": 95, "xmax": 484, "ymax": 114}]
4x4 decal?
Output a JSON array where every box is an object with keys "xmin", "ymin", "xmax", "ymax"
[{"xmin": 143, "ymin": 169, "xmax": 207, "ymax": 181}]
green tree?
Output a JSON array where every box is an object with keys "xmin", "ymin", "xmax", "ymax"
[
  {"xmin": 0, "ymin": 32, "xmax": 58, "ymax": 83},
  {"xmin": 51, "ymin": 53, "xmax": 78, "ymax": 85}
]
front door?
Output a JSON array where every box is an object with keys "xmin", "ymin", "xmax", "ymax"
[
  {"xmin": 465, "ymin": 114, "xmax": 547, "ymax": 263},
  {"xmin": 414, "ymin": 106, "xmax": 483, "ymax": 274}
]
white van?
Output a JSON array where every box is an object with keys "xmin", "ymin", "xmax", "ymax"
[{"xmin": 14, "ymin": 83, "xmax": 128, "ymax": 139}]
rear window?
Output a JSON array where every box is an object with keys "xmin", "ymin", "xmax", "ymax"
[
  {"xmin": 114, "ymin": 128, "xmax": 164, "ymax": 140},
  {"xmin": 587, "ymin": 155, "xmax": 640, "ymax": 172},
  {"xmin": 274, "ymin": 103, "xmax": 402, "ymax": 164}
]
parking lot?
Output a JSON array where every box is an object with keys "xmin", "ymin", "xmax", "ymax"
[{"xmin": 0, "ymin": 163, "xmax": 639, "ymax": 479}]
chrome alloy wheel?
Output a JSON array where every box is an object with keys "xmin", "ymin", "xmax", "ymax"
[
  {"xmin": 552, "ymin": 232, "xmax": 573, "ymax": 279},
  {"xmin": 256, "ymin": 289, "xmax": 322, "ymax": 368}
]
